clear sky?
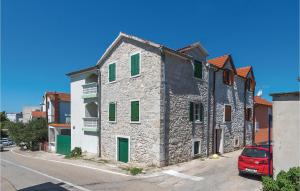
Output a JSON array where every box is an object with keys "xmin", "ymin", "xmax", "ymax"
[{"xmin": 1, "ymin": 0, "xmax": 299, "ymax": 112}]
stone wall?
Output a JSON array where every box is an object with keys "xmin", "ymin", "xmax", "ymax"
[
  {"xmin": 164, "ymin": 51, "xmax": 209, "ymax": 165},
  {"xmin": 99, "ymin": 38, "xmax": 162, "ymax": 166}
]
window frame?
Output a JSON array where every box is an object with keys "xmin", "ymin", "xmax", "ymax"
[
  {"xmin": 108, "ymin": 102, "xmax": 117, "ymax": 123},
  {"xmin": 223, "ymin": 69, "xmax": 234, "ymax": 86},
  {"xmin": 108, "ymin": 62, "xmax": 117, "ymax": 83},
  {"xmin": 130, "ymin": 99, "xmax": 140, "ymax": 123},
  {"xmin": 224, "ymin": 104, "xmax": 232, "ymax": 122},
  {"xmin": 130, "ymin": 51, "xmax": 141, "ymax": 78},
  {"xmin": 192, "ymin": 138, "xmax": 201, "ymax": 156},
  {"xmin": 190, "ymin": 102, "xmax": 204, "ymax": 123}
]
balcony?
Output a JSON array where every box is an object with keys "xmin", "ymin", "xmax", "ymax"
[
  {"xmin": 83, "ymin": 117, "xmax": 98, "ymax": 132},
  {"xmin": 82, "ymin": 82, "xmax": 98, "ymax": 99}
]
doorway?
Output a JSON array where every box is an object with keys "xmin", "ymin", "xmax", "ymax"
[{"xmin": 215, "ymin": 128, "xmax": 224, "ymax": 154}]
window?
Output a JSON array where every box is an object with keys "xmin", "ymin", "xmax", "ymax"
[
  {"xmin": 223, "ymin": 70, "xmax": 234, "ymax": 85},
  {"xmin": 246, "ymin": 108, "xmax": 252, "ymax": 121},
  {"xmin": 194, "ymin": 60, "xmax": 202, "ymax": 79},
  {"xmin": 108, "ymin": 63, "xmax": 116, "ymax": 82},
  {"xmin": 109, "ymin": 102, "xmax": 116, "ymax": 122},
  {"xmin": 131, "ymin": 53, "xmax": 140, "ymax": 77},
  {"xmin": 131, "ymin": 101, "xmax": 140, "ymax": 122},
  {"xmin": 224, "ymin": 105, "xmax": 232, "ymax": 122},
  {"xmin": 234, "ymin": 137, "xmax": 239, "ymax": 147},
  {"xmin": 193, "ymin": 141, "xmax": 200, "ymax": 155},
  {"xmin": 189, "ymin": 102, "xmax": 204, "ymax": 122},
  {"xmin": 246, "ymin": 78, "xmax": 254, "ymax": 91}
]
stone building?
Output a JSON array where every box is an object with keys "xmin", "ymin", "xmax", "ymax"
[{"xmin": 67, "ymin": 32, "xmax": 255, "ymax": 166}]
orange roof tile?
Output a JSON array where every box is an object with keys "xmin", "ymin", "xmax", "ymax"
[
  {"xmin": 207, "ymin": 55, "xmax": 230, "ymax": 68},
  {"xmin": 46, "ymin": 92, "xmax": 70, "ymax": 102},
  {"xmin": 31, "ymin": 111, "xmax": 46, "ymax": 118},
  {"xmin": 49, "ymin": 123, "xmax": 71, "ymax": 128},
  {"xmin": 237, "ymin": 66, "xmax": 252, "ymax": 78},
  {"xmin": 254, "ymin": 96, "xmax": 272, "ymax": 107}
]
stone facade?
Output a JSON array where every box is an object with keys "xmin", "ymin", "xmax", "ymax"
[{"xmin": 68, "ymin": 33, "xmax": 254, "ymax": 167}]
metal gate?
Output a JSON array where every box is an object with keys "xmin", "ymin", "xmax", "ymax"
[{"xmin": 56, "ymin": 135, "xmax": 71, "ymax": 155}]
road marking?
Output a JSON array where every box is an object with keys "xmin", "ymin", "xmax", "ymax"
[
  {"xmin": 11, "ymin": 149, "xmax": 131, "ymax": 177},
  {"xmin": 1, "ymin": 159, "xmax": 91, "ymax": 191},
  {"xmin": 163, "ymin": 170, "xmax": 204, "ymax": 181}
]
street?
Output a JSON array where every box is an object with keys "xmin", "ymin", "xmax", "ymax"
[{"xmin": 1, "ymin": 148, "xmax": 262, "ymax": 191}]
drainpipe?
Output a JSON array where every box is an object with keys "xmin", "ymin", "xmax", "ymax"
[
  {"xmin": 97, "ymin": 66, "xmax": 101, "ymax": 157},
  {"xmin": 243, "ymin": 80, "xmax": 247, "ymax": 147},
  {"xmin": 54, "ymin": 92, "xmax": 59, "ymax": 123},
  {"xmin": 206, "ymin": 63, "xmax": 211, "ymax": 157},
  {"xmin": 212, "ymin": 69, "xmax": 216, "ymax": 153},
  {"xmin": 252, "ymin": 83, "xmax": 256, "ymax": 145}
]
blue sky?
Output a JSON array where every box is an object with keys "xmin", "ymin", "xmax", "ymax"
[{"xmin": 1, "ymin": 0, "xmax": 299, "ymax": 112}]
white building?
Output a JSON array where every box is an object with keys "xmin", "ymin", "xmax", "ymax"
[
  {"xmin": 270, "ymin": 91, "xmax": 300, "ymax": 176},
  {"xmin": 6, "ymin": 113, "xmax": 22, "ymax": 123},
  {"xmin": 22, "ymin": 106, "xmax": 41, "ymax": 123}
]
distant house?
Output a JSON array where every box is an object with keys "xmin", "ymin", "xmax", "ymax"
[
  {"xmin": 41, "ymin": 92, "xmax": 71, "ymax": 154},
  {"xmin": 22, "ymin": 106, "xmax": 41, "ymax": 123},
  {"xmin": 6, "ymin": 112, "xmax": 23, "ymax": 123},
  {"xmin": 270, "ymin": 91, "xmax": 299, "ymax": 176},
  {"xmin": 30, "ymin": 111, "xmax": 46, "ymax": 121},
  {"xmin": 254, "ymin": 96, "xmax": 272, "ymax": 144}
]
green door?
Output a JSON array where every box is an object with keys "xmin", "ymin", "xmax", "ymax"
[
  {"xmin": 56, "ymin": 135, "xmax": 71, "ymax": 155},
  {"xmin": 118, "ymin": 138, "xmax": 128, "ymax": 163}
]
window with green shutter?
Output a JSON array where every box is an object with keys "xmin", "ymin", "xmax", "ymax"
[
  {"xmin": 200, "ymin": 103, "xmax": 204, "ymax": 121},
  {"xmin": 109, "ymin": 102, "xmax": 116, "ymax": 122},
  {"xmin": 109, "ymin": 63, "xmax": 116, "ymax": 82},
  {"xmin": 194, "ymin": 60, "xmax": 202, "ymax": 79},
  {"xmin": 131, "ymin": 101, "xmax": 140, "ymax": 122},
  {"xmin": 131, "ymin": 53, "xmax": 140, "ymax": 77}
]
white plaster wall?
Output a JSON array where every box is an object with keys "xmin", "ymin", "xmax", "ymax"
[
  {"xmin": 272, "ymin": 94, "xmax": 300, "ymax": 176},
  {"xmin": 70, "ymin": 73, "xmax": 99, "ymax": 154}
]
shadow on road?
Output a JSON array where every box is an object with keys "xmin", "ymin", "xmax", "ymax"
[
  {"xmin": 18, "ymin": 182, "xmax": 69, "ymax": 191},
  {"xmin": 239, "ymin": 173, "xmax": 262, "ymax": 182}
]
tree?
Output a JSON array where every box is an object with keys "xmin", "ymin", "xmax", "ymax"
[
  {"xmin": 8, "ymin": 118, "xmax": 48, "ymax": 150},
  {"xmin": 0, "ymin": 111, "xmax": 9, "ymax": 137}
]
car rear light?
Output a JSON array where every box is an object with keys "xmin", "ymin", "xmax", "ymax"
[{"xmin": 259, "ymin": 160, "xmax": 268, "ymax": 164}]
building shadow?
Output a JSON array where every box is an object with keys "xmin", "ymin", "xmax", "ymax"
[
  {"xmin": 19, "ymin": 182, "xmax": 69, "ymax": 191},
  {"xmin": 239, "ymin": 173, "xmax": 262, "ymax": 182}
]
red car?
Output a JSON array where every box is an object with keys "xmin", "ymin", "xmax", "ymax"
[{"xmin": 238, "ymin": 145, "xmax": 273, "ymax": 176}]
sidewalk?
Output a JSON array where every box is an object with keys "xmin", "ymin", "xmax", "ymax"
[{"xmin": 1, "ymin": 177, "xmax": 16, "ymax": 191}]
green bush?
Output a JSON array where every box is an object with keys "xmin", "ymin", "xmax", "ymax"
[
  {"xmin": 128, "ymin": 167, "xmax": 143, "ymax": 175},
  {"xmin": 70, "ymin": 147, "xmax": 82, "ymax": 158},
  {"xmin": 262, "ymin": 167, "xmax": 300, "ymax": 191}
]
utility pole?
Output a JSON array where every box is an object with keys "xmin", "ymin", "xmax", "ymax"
[{"xmin": 268, "ymin": 114, "xmax": 272, "ymax": 177}]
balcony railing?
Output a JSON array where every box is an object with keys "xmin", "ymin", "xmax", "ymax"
[
  {"xmin": 82, "ymin": 82, "xmax": 98, "ymax": 99},
  {"xmin": 83, "ymin": 117, "xmax": 98, "ymax": 132}
]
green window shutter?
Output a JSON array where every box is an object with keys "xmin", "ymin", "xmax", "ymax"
[
  {"xmin": 194, "ymin": 61, "xmax": 202, "ymax": 79},
  {"xmin": 131, "ymin": 101, "xmax": 139, "ymax": 122},
  {"xmin": 189, "ymin": 102, "xmax": 194, "ymax": 121},
  {"xmin": 131, "ymin": 53, "xmax": 140, "ymax": 76},
  {"xmin": 109, "ymin": 102, "xmax": 116, "ymax": 121},
  {"xmin": 109, "ymin": 63, "xmax": 116, "ymax": 82},
  {"xmin": 200, "ymin": 103, "xmax": 204, "ymax": 121}
]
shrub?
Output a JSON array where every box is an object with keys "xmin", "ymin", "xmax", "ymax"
[
  {"xmin": 262, "ymin": 167, "xmax": 300, "ymax": 191},
  {"xmin": 128, "ymin": 167, "xmax": 143, "ymax": 175},
  {"xmin": 70, "ymin": 147, "xmax": 82, "ymax": 158}
]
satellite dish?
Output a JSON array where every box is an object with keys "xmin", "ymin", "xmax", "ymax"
[{"xmin": 256, "ymin": 90, "xmax": 263, "ymax": 97}]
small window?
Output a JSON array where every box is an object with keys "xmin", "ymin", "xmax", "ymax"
[
  {"xmin": 189, "ymin": 102, "xmax": 204, "ymax": 122},
  {"xmin": 224, "ymin": 105, "xmax": 232, "ymax": 122},
  {"xmin": 247, "ymin": 78, "xmax": 254, "ymax": 91},
  {"xmin": 194, "ymin": 60, "xmax": 202, "ymax": 79},
  {"xmin": 246, "ymin": 108, "xmax": 252, "ymax": 121},
  {"xmin": 131, "ymin": 101, "xmax": 140, "ymax": 122},
  {"xmin": 193, "ymin": 141, "xmax": 200, "ymax": 155},
  {"xmin": 109, "ymin": 102, "xmax": 116, "ymax": 122},
  {"xmin": 131, "ymin": 53, "xmax": 140, "ymax": 77},
  {"xmin": 223, "ymin": 70, "xmax": 234, "ymax": 85},
  {"xmin": 108, "ymin": 63, "xmax": 116, "ymax": 82},
  {"xmin": 234, "ymin": 137, "xmax": 239, "ymax": 147}
]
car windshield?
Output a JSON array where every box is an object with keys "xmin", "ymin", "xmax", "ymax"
[{"xmin": 242, "ymin": 148, "xmax": 268, "ymax": 158}]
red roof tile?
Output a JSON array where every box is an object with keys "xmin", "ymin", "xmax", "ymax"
[
  {"xmin": 254, "ymin": 96, "xmax": 272, "ymax": 107},
  {"xmin": 31, "ymin": 111, "xmax": 46, "ymax": 118},
  {"xmin": 207, "ymin": 55, "xmax": 230, "ymax": 68},
  {"xmin": 237, "ymin": 66, "xmax": 252, "ymax": 78},
  {"xmin": 46, "ymin": 92, "xmax": 70, "ymax": 102}
]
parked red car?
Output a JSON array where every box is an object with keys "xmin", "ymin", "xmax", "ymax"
[{"xmin": 238, "ymin": 145, "xmax": 273, "ymax": 176}]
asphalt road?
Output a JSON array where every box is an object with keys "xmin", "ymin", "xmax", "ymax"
[{"xmin": 1, "ymin": 148, "xmax": 262, "ymax": 191}]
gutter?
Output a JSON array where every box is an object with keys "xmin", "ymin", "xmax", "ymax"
[
  {"xmin": 243, "ymin": 80, "xmax": 247, "ymax": 146},
  {"xmin": 97, "ymin": 65, "xmax": 101, "ymax": 157},
  {"xmin": 212, "ymin": 69, "xmax": 217, "ymax": 153},
  {"xmin": 206, "ymin": 63, "xmax": 211, "ymax": 157}
]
